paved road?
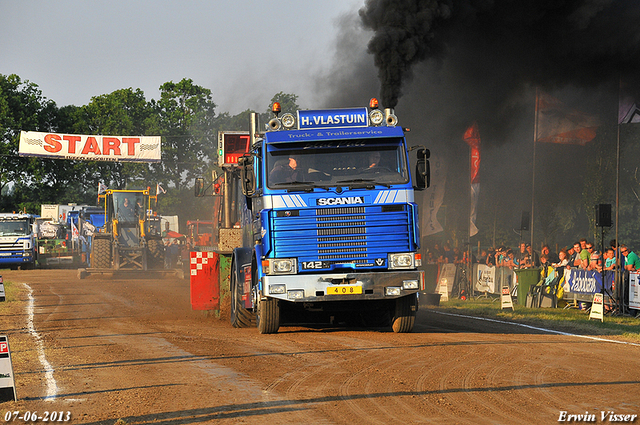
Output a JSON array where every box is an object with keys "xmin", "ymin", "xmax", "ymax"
[{"xmin": 1, "ymin": 269, "xmax": 639, "ymax": 424}]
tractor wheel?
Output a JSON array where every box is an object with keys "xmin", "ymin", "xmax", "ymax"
[
  {"xmin": 257, "ymin": 293, "xmax": 280, "ymax": 334},
  {"xmin": 147, "ymin": 239, "xmax": 164, "ymax": 269},
  {"xmin": 92, "ymin": 238, "xmax": 112, "ymax": 269},
  {"xmin": 230, "ymin": 258, "xmax": 256, "ymax": 328},
  {"xmin": 391, "ymin": 294, "xmax": 417, "ymax": 333}
]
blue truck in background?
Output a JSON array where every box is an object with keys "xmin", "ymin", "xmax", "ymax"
[
  {"xmin": 0, "ymin": 213, "xmax": 37, "ymax": 270},
  {"xmin": 228, "ymin": 99, "xmax": 430, "ymax": 333}
]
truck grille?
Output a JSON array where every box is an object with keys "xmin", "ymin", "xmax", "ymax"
[
  {"xmin": 270, "ymin": 205, "xmax": 412, "ymax": 269},
  {"xmin": 0, "ymin": 241, "xmax": 24, "ymax": 250}
]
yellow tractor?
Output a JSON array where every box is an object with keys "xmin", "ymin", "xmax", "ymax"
[{"xmin": 88, "ymin": 188, "xmax": 165, "ymax": 272}]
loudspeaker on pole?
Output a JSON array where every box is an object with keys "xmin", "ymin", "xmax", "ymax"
[
  {"xmin": 520, "ymin": 211, "xmax": 530, "ymax": 231},
  {"xmin": 595, "ymin": 204, "xmax": 612, "ymax": 227}
]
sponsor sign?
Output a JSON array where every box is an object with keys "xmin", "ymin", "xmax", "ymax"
[
  {"xmin": 19, "ymin": 131, "xmax": 161, "ymax": 163},
  {"xmin": 0, "ymin": 336, "xmax": 17, "ymax": 402},
  {"xmin": 297, "ymin": 108, "xmax": 369, "ymax": 130},
  {"xmin": 474, "ymin": 264, "xmax": 496, "ymax": 293},
  {"xmin": 589, "ymin": 293, "xmax": 604, "ymax": 322},
  {"xmin": 629, "ymin": 272, "xmax": 640, "ymax": 310},
  {"xmin": 564, "ymin": 269, "xmax": 603, "ymax": 293},
  {"xmin": 501, "ymin": 286, "xmax": 514, "ymax": 310}
]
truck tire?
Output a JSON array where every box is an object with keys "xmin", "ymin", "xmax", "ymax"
[
  {"xmin": 147, "ymin": 239, "xmax": 164, "ymax": 269},
  {"xmin": 93, "ymin": 238, "xmax": 112, "ymax": 269},
  {"xmin": 391, "ymin": 294, "xmax": 417, "ymax": 333},
  {"xmin": 230, "ymin": 259, "xmax": 255, "ymax": 328},
  {"xmin": 257, "ymin": 294, "xmax": 280, "ymax": 334}
]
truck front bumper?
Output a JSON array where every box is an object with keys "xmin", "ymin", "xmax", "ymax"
[{"xmin": 262, "ymin": 270, "xmax": 424, "ymax": 302}]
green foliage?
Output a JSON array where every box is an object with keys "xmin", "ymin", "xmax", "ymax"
[
  {"xmin": 153, "ymin": 78, "xmax": 217, "ymax": 191},
  {"xmin": 0, "ymin": 75, "xmax": 294, "ymax": 227},
  {"xmin": 0, "ymin": 74, "xmax": 58, "ymax": 212}
]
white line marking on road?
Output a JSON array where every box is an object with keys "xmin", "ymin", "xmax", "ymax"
[
  {"xmin": 431, "ymin": 310, "xmax": 640, "ymax": 347},
  {"xmin": 24, "ymin": 283, "xmax": 59, "ymax": 400}
]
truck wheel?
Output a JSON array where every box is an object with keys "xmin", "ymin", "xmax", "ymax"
[
  {"xmin": 93, "ymin": 238, "xmax": 112, "ymax": 269},
  {"xmin": 257, "ymin": 294, "xmax": 280, "ymax": 334},
  {"xmin": 147, "ymin": 239, "xmax": 164, "ymax": 269},
  {"xmin": 230, "ymin": 259, "xmax": 255, "ymax": 328},
  {"xmin": 391, "ymin": 294, "xmax": 417, "ymax": 333}
]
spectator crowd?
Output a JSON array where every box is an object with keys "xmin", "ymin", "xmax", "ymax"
[{"xmin": 424, "ymin": 238, "xmax": 640, "ymax": 272}]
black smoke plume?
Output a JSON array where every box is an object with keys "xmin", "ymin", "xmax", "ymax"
[
  {"xmin": 317, "ymin": 0, "xmax": 640, "ymax": 249},
  {"xmin": 360, "ymin": 0, "xmax": 640, "ymax": 110}
]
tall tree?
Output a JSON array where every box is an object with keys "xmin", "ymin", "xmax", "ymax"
[
  {"xmin": 0, "ymin": 74, "xmax": 58, "ymax": 212},
  {"xmin": 153, "ymin": 79, "xmax": 217, "ymax": 191},
  {"xmin": 72, "ymin": 88, "xmax": 157, "ymax": 191}
]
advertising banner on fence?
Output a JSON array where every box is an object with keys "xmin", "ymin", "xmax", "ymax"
[
  {"xmin": 629, "ymin": 272, "xmax": 640, "ymax": 310},
  {"xmin": 563, "ymin": 269, "xmax": 613, "ymax": 294},
  {"xmin": 19, "ymin": 131, "xmax": 161, "ymax": 163},
  {"xmin": 474, "ymin": 264, "xmax": 496, "ymax": 293}
]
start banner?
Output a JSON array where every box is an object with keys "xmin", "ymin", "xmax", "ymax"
[{"xmin": 19, "ymin": 131, "xmax": 161, "ymax": 163}]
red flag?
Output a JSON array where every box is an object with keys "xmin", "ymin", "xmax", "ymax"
[
  {"xmin": 464, "ymin": 122, "xmax": 481, "ymax": 184},
  {"xmin": 463, "ymin": 122, "xmax": 480, "ymax": 236},
  {"xmin": 463, "ymin": 122, "xmax": 480, "ymax": 149},
  {"xmin": 536, "ymin": 92, "xmax": 599, "ymax": 145}
]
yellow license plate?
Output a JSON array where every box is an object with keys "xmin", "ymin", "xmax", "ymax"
[{"xmin": 326, "ymin": 285, "xmax": 363, "ymax": 295}]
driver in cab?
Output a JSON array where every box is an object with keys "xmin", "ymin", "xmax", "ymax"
[
  {"xmin": 367, "ymin": 152, "xmax": 381, "ymax": 169},
  {"xmin": 269, "ymin": 156, "xmax": 303, "ymax": 184},
  {"xmin": 120, "ymin": 197, "xmax": 136, "ymax": 221}
]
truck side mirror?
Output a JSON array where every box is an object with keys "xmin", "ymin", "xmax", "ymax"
[
  {"xmin": 415, "ymin": 148, "xmax": 430, "ymax": 190},
  {"xmin": 195, "ymin": 178, "xmax": 205, "ymax": 197},
  {"xmin": 239, "ymin": 155, "xmax": 256, "ymax": 196}
]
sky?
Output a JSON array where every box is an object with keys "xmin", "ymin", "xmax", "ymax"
[
  {"xmin": 0, "ymin": 0, "xmax": 366, "ymax": 114},
  {"xmin": 4, "ymin": 0, "xmax": 638, "ymax": 248}
]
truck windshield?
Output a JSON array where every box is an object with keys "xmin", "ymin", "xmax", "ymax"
[
  {"xmin": 0, "ymin": 220, "xmax": 30, "ymax": 236},
  {"xmin": 113, "ymin": 193, "xmax": 144, "ymax": 223},
  {"xmin": 266, "ymin": 140, "xmax": 409, "ymax": 189}
]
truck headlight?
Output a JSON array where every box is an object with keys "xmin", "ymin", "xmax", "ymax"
[
  {"xmin": 388, "ymin": 253, "xmax": 415, "ymax": 270},
  {"xmin": 402, "ymin": 280, "xmax": 419, "ymax": 290},
  {"xmin": 269, "ymin": 284, "xmax": 286, "ymax": 294},
  {"xmin": 265, "ymin": 258, "xmax": 297, "ymax": 275},
  {"xmin": 385, "ymin": 287, "xmax": 402, "ymax": 296},
  {"xmin": 287, "ymin": 290, "xmax": 304, "ymax": 300}
]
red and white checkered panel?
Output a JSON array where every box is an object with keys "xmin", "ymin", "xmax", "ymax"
[{"xmin": 190, "ymin": 251, "xmax": 215, "ymax": 276}]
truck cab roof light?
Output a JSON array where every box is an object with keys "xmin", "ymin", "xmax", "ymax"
[
  {"xmin": 281, "ymin": 113, "xmax": 296, "ymax": 129},
  {"xmin": 369, "ymin": 98, "xmax": 379, "ymax": 109},
  {"xmin": 272, "ymin": 102, "xmax": 281, "ymax": 116},
  {"xmin": 370, "ymin": 109, "xmax": 384, "ymax": 126}
]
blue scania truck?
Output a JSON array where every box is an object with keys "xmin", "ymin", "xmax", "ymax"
[
  {"xmin": 229, "ymin": 99, "xmax": 430, "ymax": 333},
  {"xmin": 0, "ymin": 213, "xmax": 37, "ymax": 270}
]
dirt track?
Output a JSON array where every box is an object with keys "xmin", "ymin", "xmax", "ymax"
[{"xmin": 1, "ymin": 269, "xmax": 639, "ymax": 424}]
